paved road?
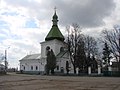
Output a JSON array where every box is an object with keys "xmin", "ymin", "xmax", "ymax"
[{"xmin": 0, "ymin": 73, "xmax": 120, "ymax": 90}]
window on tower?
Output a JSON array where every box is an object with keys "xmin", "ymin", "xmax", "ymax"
[
  {"xmin": 46, "ymin": 46, "xmax": 50, "ymax": 50},
  {"xmin": 46, "ymin": 46, "xmax": 50, "ymax": 56}
]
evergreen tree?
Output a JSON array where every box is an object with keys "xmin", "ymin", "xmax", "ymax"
[
  {"xmin": 50, "ymin": 49, "xmax": 56, "ymax": 74},
  {"xmin": 76, "ymin": 38, "xmax": 86, "ymax": 73},
  {"xmin": 46, "ymin": 50, "xmax": 51, "ymax": 75},
  {"xmin": 46, "ymin": 49, "xmax": 56, "ymax": 75},
  {"xmin": 102, "ymin": 42, "xmax": 112, "ymax": 67}
]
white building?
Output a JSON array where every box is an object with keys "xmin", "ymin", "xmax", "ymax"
[{"xmin": 19, "ymin": 10, "xmax": 73, "ymax": 74}]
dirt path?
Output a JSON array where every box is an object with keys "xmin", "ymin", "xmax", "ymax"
[{"xmin": 0, "ymin": 73, "xmax": 120, "ymax": 90}]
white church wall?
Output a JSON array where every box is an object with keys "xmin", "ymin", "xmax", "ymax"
[
  {"xmin": 41, "ymin": 42, "xmax": 46, "ymax": 58},
  {"xmin": 41, "ymin": 39, "xmax": 65, "ymax": 58},
  {"xmin": 20, "ymin": 59, "xmax": 46, "ymax": 72},
  {"xmin": 56, "ymin": 58, "xmax": 71, "ymax": 73},
  {"xmin": 54, "ymin": 40, "xmax": 65, "ymax": 56}
]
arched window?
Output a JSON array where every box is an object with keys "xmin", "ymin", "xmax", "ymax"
[
  {"xmin": 46, "ymin": 46, "xmax": 50, "ymax": 55},
  {"xmin": 56, "ymin": 65, "xmax": 59, "ymax": 70},
  {"xmin": 23, "ymin": 66, "xmax": 25, "ymax": 70},
  {"xmin": 31, "ymin": 66, "xmax": 33, "ymax": 70},
  {"xmin": 46, "ymin": 46, "xmax": 50, "ymax": 50},
  {"xmin": 60, "ymin": 47, "xmax": 64, "ymax": 52},
  {"xmin": 36, "ymin": 66, "xmax": 38, "ymax": 70}
]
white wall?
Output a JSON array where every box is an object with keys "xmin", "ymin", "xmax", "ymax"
[
  {"xmin": 55, "ymin": 50, "xmax": 74, "ymax": 74},
  {"xmin": 20, "ymin": 58, "xmax": 46, "ymax": 72},
  {"xmin": 40, "ymin": 39, "xmax": 65, "ymax": 58}
]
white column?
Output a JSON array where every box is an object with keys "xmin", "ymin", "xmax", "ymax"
[
  {"xmin": 108, "ymin": 66, "xmax": 112, "ymax": 71},
  {"xmin": 76, "ymin": 67, "xmax": 79, "ymax": 75},
  {"xmin": 88, "ymin": 66, "xmax": 91, "ymax": 75},
  {"xmin": 27, "ymin": 65, "xmax": 29, "ymax": 71},
  {"xmin": 98, "ymin": 65, "xmax": 101, "ymax": 75},
  {"xmin": 39, "ymin": 65, "xmax": 40, "ymax": 71}
]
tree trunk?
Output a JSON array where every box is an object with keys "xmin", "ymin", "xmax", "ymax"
[
  {"xmin": 73, "ymin": 64, "xmax": 76, "ymax": 74},
  {"xmin": 51, "ymin": 69, "xmax": 54, "ymax": 75},
  {"xmin": 118, "ymin": 58, "xmax": 120, "ymax": 71}
]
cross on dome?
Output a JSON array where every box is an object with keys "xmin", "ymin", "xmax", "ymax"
[{"xmin": 54, "ymin": 6, "xmax": 57, "ymax": 12}]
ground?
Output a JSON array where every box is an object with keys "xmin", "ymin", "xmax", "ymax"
[{"xmin": 0, "ymin": 73, "xmax": 120, "ymax": 90}]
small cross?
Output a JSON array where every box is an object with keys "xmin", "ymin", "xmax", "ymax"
[{"xmin": 54, "ymin": 6, "xmax": 57, "ymax": 12}]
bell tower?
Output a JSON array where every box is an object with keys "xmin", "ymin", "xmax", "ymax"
[{"xmin": 41, "ymin": 8, "xmax": 65, "ymax": 58}]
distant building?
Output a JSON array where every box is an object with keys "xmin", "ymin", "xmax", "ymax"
[
  {"xmin": 0, "ymin": 64, "xmax": 5, "ymax": 71},
  {"xmin": 7, "ymin": 68, "xmax": 18, "ymax": 72},
  {"xmin": 19, "ymin": 10, "xmax": 73, "ymax": 74}
]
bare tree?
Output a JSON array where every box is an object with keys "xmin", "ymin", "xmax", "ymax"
[
  {"xmin": 102, "ymin": 26, "xmax": 120, "ymax": 70},
  {"xmin": 66, "ymin": 23, "xmax": 82, "ymax": 74},
  {"xmin": 102, "ymin": 42, "xmax": 112, "ymax": 68},
  {"xmin": 84, "ymin": 35, "xmax": 98, "ymax": 57},
  {"xmin": 83, "ymin": 35, "xmax": 98, "ymax": 72}
]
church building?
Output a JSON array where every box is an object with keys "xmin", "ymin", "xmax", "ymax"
[{"xmin": 19, "ymin": 10, "xmax": 73, "ymax": 74}]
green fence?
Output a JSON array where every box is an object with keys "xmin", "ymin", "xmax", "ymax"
[{"xmin": 103, "ymin": 71, "xmax": 120, "ymax": 77}]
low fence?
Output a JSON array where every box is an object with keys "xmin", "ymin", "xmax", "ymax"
[
  {"xmin": 16, "ymin": 70, "xmax": 120, "ymax": 77},
  {"xmin": 103, "ymin": 71, "xmax": 120, "ymax": 77}
]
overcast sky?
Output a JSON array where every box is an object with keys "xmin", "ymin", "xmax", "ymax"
[{"xmin": 0, "ymin": 0, "xmax": 120, "ymax": 68}]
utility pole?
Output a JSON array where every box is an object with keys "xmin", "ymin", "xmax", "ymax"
[
  {"xmin": 4, "ymin": 47, "xmax": 10, "ymax": 73},
  {"xmin": 118, "ymin": 29, "xmax": 120, "ymax": 71},
  {"xmin": 5, "ymin": 49, "xmax": 7, "ymax": 73}
]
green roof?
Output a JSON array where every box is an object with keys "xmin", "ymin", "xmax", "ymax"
[
  {"xmin": 45, "ymin": 25, "xmax": 65, "ymax": 41},
  {"xmin": 57, "ymin": 50, "xmax": 69, "ymax": 59},
  {"xmin": 45, "ymin": 10, "xmax": 65, "ymax": 41},
  {"xmin": 20, "ymin": 54, "xmax": 41, "ymax": 61}
]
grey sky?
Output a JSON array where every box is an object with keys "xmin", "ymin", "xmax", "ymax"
[
  {"xmin": 5, "ymin": 0, "xmax": 115, "ymax": 28},
  {"xmin": 50, "ymin": 0, "xmax": 115, "ymax": 27}
]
